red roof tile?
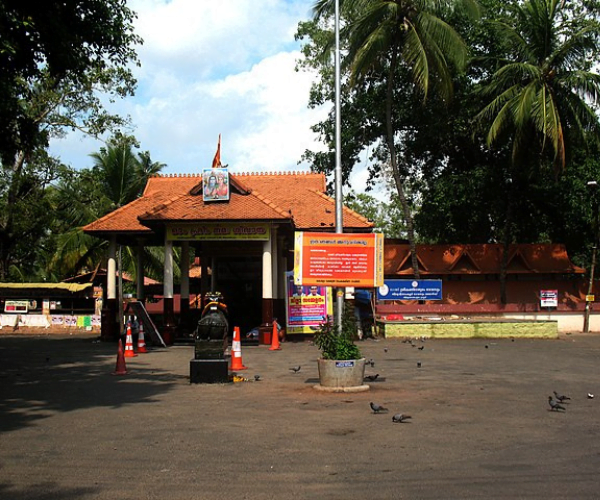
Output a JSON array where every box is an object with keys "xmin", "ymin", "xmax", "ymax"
[
  {"xmin": 83, "ymin": 172, "xmax": 373, "ymax": 234},
  {"xmin": 384, "ymin": 243, "xmax": 584, "ymax": 275}
]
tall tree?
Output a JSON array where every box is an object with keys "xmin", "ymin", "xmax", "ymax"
[
  {"xmin": 475, "ymin": 0, "xmax": 600, "ymax": 301},
  {"xmin": 476, "ymin": 0, "xmax": 600, "ymax": 168},
  {"xmin": 311, "ymin": 0, "xmax": 480, "ymax": 277},
  {"xmin": 48, "ymin": 138, "xmax": 166, "ymax": 280},
  {"xmin": 0, "ymin": 0, "xmax": 141, "ymax": 164},
  {"xmin": 345, "ymin": 191, "xmax": 406, "ymax": 237},
  {"xmin": 0, "ymin": 64, "xmax": 138, "ymax": 281}
]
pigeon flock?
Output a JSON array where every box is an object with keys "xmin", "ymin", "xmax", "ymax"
[{"xmin": 284, "ymin": 337, "xmax": 594, "ymax": 426}]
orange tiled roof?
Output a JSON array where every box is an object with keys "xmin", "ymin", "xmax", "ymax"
[
  {"xmin": 83, "ymin": 172, "xmax": 372, "ymax": 234},
  {"xmin": 384, "ymin": 243, "xmax": 585, "ymax": 275}
]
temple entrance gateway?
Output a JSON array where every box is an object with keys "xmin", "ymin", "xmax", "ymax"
[{"xmin": 82, "ymin": 171, "xmax": 374, "ymax": 344}]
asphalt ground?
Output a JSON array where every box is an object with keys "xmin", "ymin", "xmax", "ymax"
[{"xmin": 1, "ymin": 332, "xmax": 599, "ymax": 500}]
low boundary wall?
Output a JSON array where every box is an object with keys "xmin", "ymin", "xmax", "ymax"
[
  {"xmin": 376, "ymin": 303, "xmax": 598, "ymax": 334},
  {"xmin": 378, "ymin": 319, "xmax": 558, "ymax": 339}
]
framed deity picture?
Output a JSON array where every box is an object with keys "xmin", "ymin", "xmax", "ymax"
[{"xmin": 202, "ymin": 168, "xmax": 229, "ymax": 201}]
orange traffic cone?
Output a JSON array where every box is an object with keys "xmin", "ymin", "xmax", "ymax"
[
  {"xmin": 124, "ymin": 322, "xmax": 137, "ymax": 358},
  {"xmin": 137, "ymin": 322, "xmax": 147, "ymax": 353},
  {"xmin": 112, "ymin": 339, "xmax": 127, "ymax": 375},
  {"xmin": 230, "ymin": 326, "xmax": 247, "ymax": 370},
  {"xmin": 269, "ymin": 321, "xmax": 281, "ymax": 351}
]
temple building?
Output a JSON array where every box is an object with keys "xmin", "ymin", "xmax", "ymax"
[{"xmin": 83, "ymin": 171, "xmax": 373, "ymax": 343}]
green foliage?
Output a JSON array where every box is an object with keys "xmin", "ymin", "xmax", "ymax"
[
  {"xmin": 0, "ymin": 0, "xmax": 141, "ymax": 164},
  {"xmin": 297, "ymin": 0, "xmax": 600, "ymax": 275},
  {"xmin": 47, "ymin": 137, "xmax": 166, "ymax": 280},
  {"xmin": 313, "ymin": 305, "xmax": 362, "ymax": 360},
  {"xmin": 475, "ymin": 0, "xmax": 600, "ymax": 170},
  {"xmin": 0, "ymin": 2, "xmax": 141, "ymax": 281},
  {"xmin": 345, "ymin": 191, "xmax": 406, "ymax": 238}
]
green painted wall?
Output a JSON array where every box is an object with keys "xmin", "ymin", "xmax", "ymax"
[{"xmin": 379, "ymin": 320, "xmax": 558, "ymax": 339}]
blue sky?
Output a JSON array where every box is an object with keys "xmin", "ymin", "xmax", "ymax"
[
  {"xmin": 49, "ymin": 0, "xmax": 379, "ymax": 195},
  {"xmin": 51, "ymin": 0, "xmax": 381, "ymax": 197},
  {"xmin": 50, "ymin": 2, "xmax": 317, "ymax": 170}
]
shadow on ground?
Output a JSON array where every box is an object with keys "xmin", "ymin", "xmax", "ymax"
[{"xmin": 0, "ymin": 335, "xmax": 181, "ymax": 433}]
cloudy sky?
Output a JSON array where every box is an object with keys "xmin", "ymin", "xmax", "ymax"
[{"xmin": 49, "ymin": 0, "xmax": 377, "ymax": 193}]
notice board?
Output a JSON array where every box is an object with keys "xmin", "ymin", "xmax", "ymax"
[{"xmin": 293, "ymin": 232, "xmax": 384, "ymax": 288}]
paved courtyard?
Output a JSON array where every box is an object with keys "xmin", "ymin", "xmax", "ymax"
[{"xmin": 1, "ymin": 332, "xmax": 599, "ymax": 499}]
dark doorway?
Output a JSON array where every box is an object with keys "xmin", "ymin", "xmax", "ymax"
[{"xmin": 215, "ymin": 257, "xmax": 262, "ymax": 336}]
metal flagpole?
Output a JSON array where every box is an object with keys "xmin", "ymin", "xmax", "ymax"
[{"xmin": 334, "ymin": 0, "xmax": 344, "ymax": 330}]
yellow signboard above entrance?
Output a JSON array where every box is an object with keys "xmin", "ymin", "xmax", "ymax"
[{"xmin": 167, "ymin": 223, "xmax": 271, "ymax": 241}]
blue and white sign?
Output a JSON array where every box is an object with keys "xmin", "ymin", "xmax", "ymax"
[{"xmin": 377, "ymin": 279, "xmax": 443, "ymax": 301}]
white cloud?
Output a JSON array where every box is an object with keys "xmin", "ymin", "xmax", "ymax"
[
  {"xmin": 48, "ymin": 0, "xmax": 382, "ymax": 199},
  {"xmin": 130, "ymin": 0, "xmax": 311, "ymax": 80}
]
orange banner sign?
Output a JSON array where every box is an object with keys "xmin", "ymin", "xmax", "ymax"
[{"xmin": 294, "ymin": 232, "xmax": 384, "ymax": 287}]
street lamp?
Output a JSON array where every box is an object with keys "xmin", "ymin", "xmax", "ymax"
[{"xmin": 583, "ymin": 180, "xmax": 599, "ymax": 333}]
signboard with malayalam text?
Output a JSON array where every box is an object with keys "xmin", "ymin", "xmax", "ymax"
[
  {"xmin": 377, "ymin": 279, "xmax": 443, "ymax": 301},
  {"xmin": 293, "ymin": 232, "xmax": 384, "ymax": 288},
  {"xmin": 167, "ymin": 223, "xmax": 270, "ymax": 241},
  {"xmin": 540, "ymin": 289, "xmax": 558, "ymax": 308},
  {"xmin": 285, "ymin": 271, "xmax": 333, "ymax": 335}
]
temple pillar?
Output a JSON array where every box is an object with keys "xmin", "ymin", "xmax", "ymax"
[
  {"xmin": 259, "ymin": 228, "xmax": 275, "ymax": 344},
  {"xmin": 136, "ymin": 241, "xmax": 145, "ymax": 302},
  {"xmin": 162, "ymin": 238, "xmax": 176, "ymax": 345},
  {"xmin": 101, "ymin": 236, "xmax": 119, "ymax": 341},
  {"xmin": 180, "ymin": 241, "xmax": 190, "ymax": 316}
]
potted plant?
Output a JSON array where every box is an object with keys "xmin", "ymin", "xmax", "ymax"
[{"xmin": 313, "ymin": 305, "xmax": 367, "ymax": 390}]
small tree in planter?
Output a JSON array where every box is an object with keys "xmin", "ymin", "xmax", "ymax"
[
  {"xmin": 314, "ymin": 303, "xmax": 367, "ymax": 390},
  {"xmin": 314, "ymin": 307, "xmax": 361, "ymax": 360}
]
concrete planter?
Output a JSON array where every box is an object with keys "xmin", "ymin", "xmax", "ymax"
[{"xmin": 315, "ymin": 358, "xmax": 369, "ymax": 392}]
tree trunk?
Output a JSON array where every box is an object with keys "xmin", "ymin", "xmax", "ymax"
[
  {"xmin": 0, "ymin": 150, "xmax": 27, "ymax": 280},
  {"xmin": 385, "ymin": 46, "xmax": 420, "ymax": 279},
  {"xmin": 499, "ymin": 178, "xmax": 514, "ymax": 304}
]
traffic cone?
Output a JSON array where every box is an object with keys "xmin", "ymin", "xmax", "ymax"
[
  {"xmin": 124, "ymin": 322, "xmax": 137, "ymax": 358},
  {"xmin": 269, "ymin": 321, "xmax": 281, "ymax": 351},
  {"xmin": 112, "ymin": 339, "xmax": 127, "ymax": 375},
  {"xmin": 137, "ymin": 322, "xmax": 148, "ymax": 353},
  {"xmin": 230, "ymin": 326, "xmax": 247, "ymax": 370}
]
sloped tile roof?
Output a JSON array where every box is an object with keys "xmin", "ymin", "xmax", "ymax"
[
  {"xmin": 384, "ymin": 243, "xmax": 584, "ymax": 275},
  {"xmin": 83, "ymin": 172, "xmax": 372, "ymax": 234}
]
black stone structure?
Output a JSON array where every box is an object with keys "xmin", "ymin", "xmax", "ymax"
[{"xmin": 190, "ymin": 308, "xmax": 229, "ymax": 384}]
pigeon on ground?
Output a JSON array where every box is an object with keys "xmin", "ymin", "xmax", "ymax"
[
  {"xmin": 368, "ymin": 359, "xmax": 375, "ymax": 368},
  {"xmin": 370, "ymin": 402, "xmax": 388, "ymax": 414},
  {"xmin": 289, "ymin": 366, "xmax": 301, "ymax": 373},
  {"xmin": 588, "ymin": 393, "xmax": 595, "ymax": 399},
  {"xmin": 553, "ymin": 391, "xmax": 571, "ymax": 403},
  {"xmin": 417, "ymin": 361, "xmax": 422, "ymax": 368},
  {"xmin": 384, "ymin": 347, "xmax": 388, "ymax": 353},
  {"xmin": 392, "ymin": 413, "xmax": 412, "ymax": 423},
  {"xmin": 254, "ymin": 374, "xmax": 261, "ymax": 381},
  {"xmin": 548, "ymin": 396, "xmax": 566, "ymax": 411},
  {"xmin": 418, "ymin": 346, "xmax": 424, "ymax": 351},
  {"xmin": 364, "ymin": 374, "xmax": 379, "ymax": 382}
]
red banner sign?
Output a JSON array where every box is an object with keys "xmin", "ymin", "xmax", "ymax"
[{"xmin": 293, "ymin": 232, "xmax": 384, "ymax": 287}]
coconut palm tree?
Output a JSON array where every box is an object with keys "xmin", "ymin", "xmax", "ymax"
[
  {"xmin": 476, "ymin": 0, "xmax": 600, "ymax": 169},
  {"xmin": 313, "ymin": 0, "xmax": 480, "ymax": 277},
  {"xmin": 475, "ymin": 0, "xmax": 600, "ymax": 302},
  {"xmin": 49, "ymin": 138, "xmax": 166, "ymax": 279}
]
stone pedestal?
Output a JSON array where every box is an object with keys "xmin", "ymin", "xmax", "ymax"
[{"xmin": 190, "ymin": 359, "xmax": 229, "ymax": 384}]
